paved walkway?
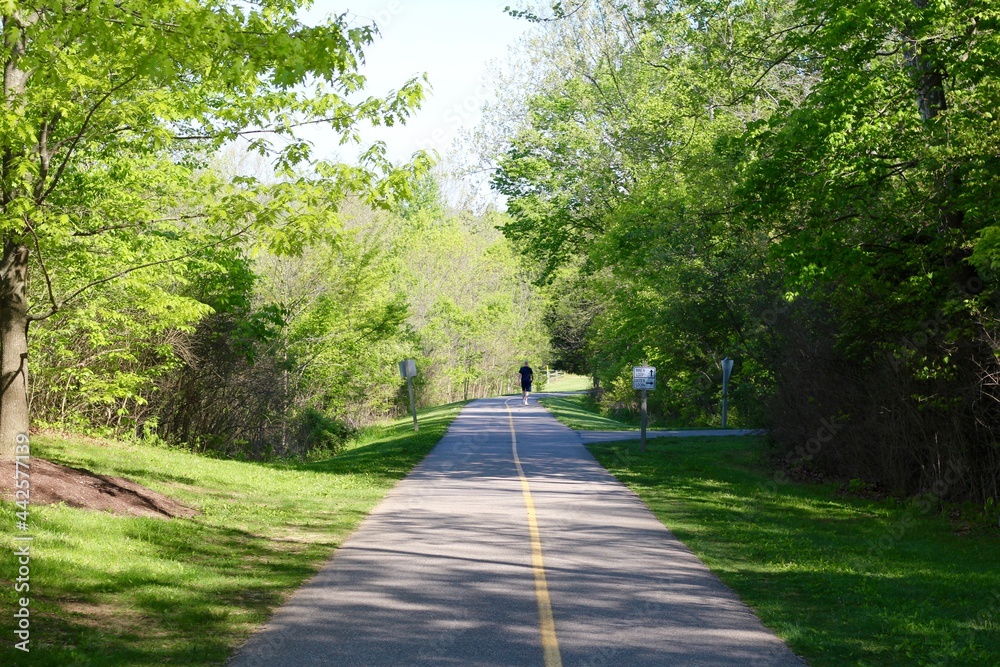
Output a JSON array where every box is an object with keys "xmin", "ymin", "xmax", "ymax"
[{"xmin": 229, "ymin": 397, "xmax": 803, "ymax": 667}]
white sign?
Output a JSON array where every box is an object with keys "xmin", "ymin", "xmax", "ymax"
[
  {"xmin": 633, "ymin": 366, "xmax": 656, "ymax": 390},
  {"xmin": 398, "ymin": 359, "xmax": 417, "ymax": 378}
]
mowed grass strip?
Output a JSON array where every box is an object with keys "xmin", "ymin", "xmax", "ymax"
[
  {"xmin": 540, "ymin": 392, "xmax": 712, "ymax": 432},
  {"xmin": 540, "ymin": 372, "xmax": 593, "ymax": 393},
  {"xmin": 588, "ymin": 436, "xmax": 1000, "ymax": 666},
  {"xmin": 538, "ymin": 394, "xmax": 636, "ymax": 431},
  {"xmin": 0, "ymin": 401, "xmax": 466, "ymax": 667}
]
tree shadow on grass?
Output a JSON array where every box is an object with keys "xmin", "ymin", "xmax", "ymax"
[
  {"xmin": 588, "ymin": 438, "xmax": 1000, "ymax": 666},
  {"xmin": 0, "ymin": 402, "xmax": 474, "ymax": 667},
  {"xmin": 0, "ymin": 516, "xmax": 325, "ymax": 667}
]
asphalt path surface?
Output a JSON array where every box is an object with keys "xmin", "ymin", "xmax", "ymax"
[{"xmin": 229, "ymin": 396, "xmax": 803, "ymax": 667}]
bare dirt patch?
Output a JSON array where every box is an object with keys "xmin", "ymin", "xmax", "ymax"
[{"xmin": 0, "ymin": 458, "xmax": 197, "ymax": 519}]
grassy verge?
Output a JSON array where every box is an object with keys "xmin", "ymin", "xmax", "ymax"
[
  {"xmin": 539, "ymin": 392, "xmax": 711, "ymax": 431},
  {"xmin": 588, "ymin": 436, "xmax": 1000, "ymax": 666},
  {"xmin": 540, "ymin": 372, "xmax": 593, "ymax": 393},
  {"xmin": 538, "ymin": 394, "xmax": 635, "ymax": 430},
  {"xmin": 1, "ymin": 401, "xmax": 466, "ymax": 667}
]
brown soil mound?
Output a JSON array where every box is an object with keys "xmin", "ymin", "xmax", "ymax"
[{"xmin": 0, "ymin": 458, "xmax": 197, "ymax": 519}]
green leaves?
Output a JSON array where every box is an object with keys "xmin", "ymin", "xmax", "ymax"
[
  {"xmin": 494, "ymin": 0, "xmax": 1000, "ymax": 499},
  {"xmin": 3, "ymin": 0, "xmax": 428, "ymax": 245},
  {"xmin": 1, "ymin": 0, "xmax": 430, "ymax": 304},
  {"xmin": 490, "ymin": 0, "xmax": 798, "ymax": 421},
  {"xmin": 0, "ymin": 0, "xmax": 437, "ymax": 447}
]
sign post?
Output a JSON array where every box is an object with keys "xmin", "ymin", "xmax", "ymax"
[
  {"xmin": 398, "ymin": 359, "xmax": 418, "ymax": 432},
  {"xmin": 721, "ymin": 357, "xmax": 734, "ymax": 429},
  {"xmin": 640, "ymin": 389, "xmax": 648, "ymax": 452},
  {"xmin": 632, "ymin": 366, "xmax": 656, "ymax": 452}
]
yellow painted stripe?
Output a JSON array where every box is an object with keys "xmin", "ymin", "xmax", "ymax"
[{"xmin": 507, "ymin": 400, "xmax": 563, "ymax": 667}]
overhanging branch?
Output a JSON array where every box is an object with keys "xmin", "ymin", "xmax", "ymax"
[{"xmin": 27, "ymin": 219, "xmax": 255, "ymax": 323}]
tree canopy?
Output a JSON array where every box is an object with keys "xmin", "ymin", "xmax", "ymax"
[
  {"xmin": 1, "ymin": 0, "xmax": 431, "ymax": 454},
  {"xmin": 489, "ymin": 0, "xmax": 1000, "ymax": 501}
]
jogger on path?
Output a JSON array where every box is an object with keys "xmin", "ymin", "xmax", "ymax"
[{"xmin": 518, "ymin": 362, "xmax": 534, "ymax": 405}]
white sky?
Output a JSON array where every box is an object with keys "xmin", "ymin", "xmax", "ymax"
[{"xmin": 299, "ymin": 1, "xmax": 531, "ymax": 165}]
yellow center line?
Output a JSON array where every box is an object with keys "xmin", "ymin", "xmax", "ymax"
[{"xmin": 506, "ymin": 399, "xmax": 563, "ymax": 667}]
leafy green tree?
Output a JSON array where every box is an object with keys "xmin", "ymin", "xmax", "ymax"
[
  {"xmin": 269, "ymin": 229, "xmax": 412, "ymax": 435},
  {"xmin": 0, "ymin": 1, "xmax": 428, "ymax": 455},
  {"xmin": 151, "ymin": 244, "xmax": 289, "ymax": 456},
  {"xmin": 495, "ymin": 0, "xmax": 1000, "ymax": 498},
  {"xmin": 493, "ymin": 0, "xmax": 798, "ymax": 423},
  {"xmin": 739, "ymin": 0, "xmax": 1000, "ymax": 498}
]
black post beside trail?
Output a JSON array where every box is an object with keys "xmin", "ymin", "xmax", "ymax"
[
  {"xmin": 640, "ymin": 389, "xmax": 648, "ymax": 452},
  {"xmin": 721, "ymin": 357, "xmax": 734, "ymax": 430},
  {"xmin": 399, "ymin": 359, "xmax": 418, "ymax": 433},
  {"xmin": 407, "ymin": 376, "xmax": 418, "ymax": 433}
]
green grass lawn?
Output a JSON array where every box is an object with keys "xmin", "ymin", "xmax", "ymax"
[
  {"xmin": 589, "ymin": 436, "xmax": 1000, "ymax": 666},
  {"xmin": 540, "ymin": 372, "xmax": 593, "ymax": 393},
  {"xmin": 0, "ymin": 402, "xmax": 466, "ymax": 667},
  {"xmin": 539, "ymin": 394, "xmax": 636, "ymax": 430},
  {"xmin": 539, "ymin": 392, "xmax": 710, "ymax": 431}
]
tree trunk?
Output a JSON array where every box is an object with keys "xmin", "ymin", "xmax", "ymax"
[
  {"xmin": 905, "ymin": 0, "xmax": 965, "ymax": 234},
  {"xmin": 3, "ymin": 10, "xmax": 34, "ymax": 459},
  {"xmin": 0, "ymin": 243, "xmax": 30, "ymax": 458}
]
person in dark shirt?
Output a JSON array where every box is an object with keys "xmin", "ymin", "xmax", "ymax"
[{"xmin": 518, "ymin": 362, "xmax": 534, "ymax": 405}]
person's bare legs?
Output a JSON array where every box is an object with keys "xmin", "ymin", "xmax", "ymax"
[{"xmin": 522, "ymin": 389, "xmax": 529, "ymax": 405}]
